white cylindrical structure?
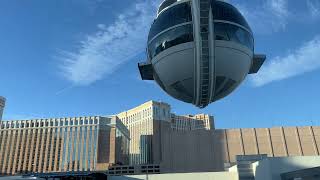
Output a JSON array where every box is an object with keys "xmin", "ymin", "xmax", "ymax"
[{"xmin": 0, "ymin": 96, "xmax": 5, "ymax": 121}]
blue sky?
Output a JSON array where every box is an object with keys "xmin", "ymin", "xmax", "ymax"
[{"xmin": 1, "ymin": 0, "xmax": 320, "ymax": 129}]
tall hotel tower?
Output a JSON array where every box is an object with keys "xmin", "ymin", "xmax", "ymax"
[{"xmin": 0, "ymin": 96, "xmax": 5, "ymax": 122}]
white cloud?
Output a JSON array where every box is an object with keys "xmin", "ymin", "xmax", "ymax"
[
  {"xmin": 251, "ymin": 36, "xmax": 320, "ymax": 86},
  {"xmin": 59, "ymin": 0, "xmax": 159, "ymax": 86},
  {"xmin": 307, "ymin": 0, "xmax": 320, "ymax": 18},
  {"xmin": 232, "ymin": 0, "xmax": 289, "ymax": 34}
]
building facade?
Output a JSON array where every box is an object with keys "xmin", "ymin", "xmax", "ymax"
[
  {"xmin": 117, "ymin": 101, "xmax": 171, "ymax": 165},
  {"xmin": 0, "ymin": 116, "xmax": 129, "ymax": 175},
  {"xmin": 117, "ymin": 101, "xmax": 216, "ymax": 173},
  {"xmin": 212, "ymin": 126, "xmax": 320, "ymax": 171},
  {"xmin": 171, "ymin": 114, "xmax": 214, "ymax": 131},
  {"xmin": 0, "ymin": 96, "xmax": 5, "ymax": 122}
]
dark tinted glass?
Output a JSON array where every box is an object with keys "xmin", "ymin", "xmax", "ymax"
[
  {"xmin": 158, "ymin": 0, "xmax": 177, "ymax": 13},
  {"xmin": 215, "ymin": 22, "xmax": 254, "ymax": 50},
  {"xmin": 149, "ymin": 2, "xmax": 192, "ymax": 41},
  {"xmin": 148, "ymin": 24, "xmax": 194, "ymax": 59},
  {"xmin": 213, "ymin": 1, "xmax": 251, "ymax": 32},
  {"xmin": 215, "ymin": 79, "xmax": 236, "ymax": 98}
]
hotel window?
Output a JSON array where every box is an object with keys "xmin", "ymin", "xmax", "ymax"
[
  {"xmin": 65, "ymin": 121, "xmax": 69, "ymax": 126},
  {"xmin": 70, "ymin": 120, "xmax": 74, "ymax": 125},
  {"xmin": 94, "ymin": 119, "xmax": 98, "ymax": 124},
  {"xmin": 80, "ymin": 120, "xmax": 84, "ymax": 125},
  {"xmin": 90, "ymin": 119, "xmax": 93, "ymax": 124},
  {"xmin": 85, "ymin": 120, "xmax": 88, "ymax": 125}
]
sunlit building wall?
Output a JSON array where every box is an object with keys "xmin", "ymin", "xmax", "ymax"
[
  {"xmin": 0, "ymin": 116, "xmax": 129, "ymax": 175},
  {"xmin": 171, "ymin": 114, "xmax": 214, "ymax": 131},
  {"xmin": 117, "ymin": 101, "xmax": 215, "ymax": 168},
  {"xmin": 212, "ymin": 126, "xmax": 320, "ymax": 171},
  {"xmin": 117, "ymin": 101, "xmax": 171, "ymax": 165}
]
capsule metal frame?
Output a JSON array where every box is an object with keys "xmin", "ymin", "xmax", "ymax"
[{"xmin": 139, "ymin": 0, "xmax": 265, "ymax": 108}]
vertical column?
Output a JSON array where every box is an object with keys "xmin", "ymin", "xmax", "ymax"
[
  {"xmin": 68, "ymin": 127, "xmax": 75, "ymax": 171},
  {"xmin": 27, "ymin": 129, "xmax": 35, "ymax": 172},
  {"xmin": 269, "ymin": 127, "xmax": 287, "ymax": 157},
  {"xmin": 90, "ymin": 127, "xmax": 95, "ymax": 170},
  {"xmin": 311, "ymin": 126, "xmax": 320, "ymax": 155},
  {"xmin": 226, "ymin": 129, "xmax": 244, "ymax": 163},
  {"xmin": 55, "ymin": 128, "xmax": 62, "ymax": 172},
  {"xmin": 63, "ymin": 127, "xmax": 70, "ymax": 171},
  {"xmin": 74, "ymin": 126, "xmax": 80, "ymax": 171},
  {"xmin": 255, "ymin": 128, "xmax": 273, "ymax": 157},
  {"xmin": 38, "ymin": 128, "xmax": 46, "ymax": 172},
  {"xmin": 53, "ymin": 128, "xmax": 60, "ymax": 172},
  {"xmin": 282, "ymin": 127, "xmax": 302, "ymax": 156},
  {"xmin": 297, "ymin": 127, "xmax": 318, "ymax": 156},
  {"xmin": 6, "ymin": 130, "xmax": 16, "ymax": 175},
  {"xmin": 85, "ymin": 126, "xmax": 90, "ymax": 171},
  {"xmin": 17, "ymin": 129, "xmax": 26, "ymax": 173},
  {"xmin": 0, "ymin": 130, "xmax": 7, "ymax": 173},
  {"xmin": 48, "ymin": 128, "xmax": 55, "ymax": 172},
  {"xmin": 12, "ymin": 129, "xmax": 22, "ymax": 174},
  {"xmin": 33, "ymin": 128, "xmax": 41, "ymax": 172},
  {"xmin": 79, "ymin": 126, "xmax": 85, "ymax": 171},
  {"xmin": 312, "ymin": 126, "xmax": 320, "ymax": 155},
  {"xmin": 43, "ymin": 128, "xmax": 51, "ymax": 172},
  {"xmin": 241, "ymin": 128, "xmax": 259, "ymax": 155}
]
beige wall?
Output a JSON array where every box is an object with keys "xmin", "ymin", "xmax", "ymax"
[
  {"xmin": 160, "ymin": 121, "xmax": 215, "ymax": 173},
  {"xmin": 213, "ymin": 126, "xmax": 320, "ymax": 171}
]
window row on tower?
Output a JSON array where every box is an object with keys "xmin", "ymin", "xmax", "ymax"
[{"xmin": 0, "ymin": 117, "xmax": 100, "ymax": 129}]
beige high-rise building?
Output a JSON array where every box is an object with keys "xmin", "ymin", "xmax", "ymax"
[
  {"xmin": 0, "ymin": 96, "xmax": 5, "ymax": 122},
  {"xmin": 117, "ymin": 101, "xmax": 171, "ymax": 165},
  {"xmin": 0, "ymin": 116, "xmax": 129, "ymax": 175},
  {"xmin": 117, "ymin": 101, "xmax": 215, "ymax": 170}
]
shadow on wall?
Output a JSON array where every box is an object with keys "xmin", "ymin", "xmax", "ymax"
[{"xmin": 254, "ymin": 156, "xmax": 320, "ymax": 180}]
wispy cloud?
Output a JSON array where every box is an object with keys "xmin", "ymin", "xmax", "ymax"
[
  {"xmin": 251, "ymin": 36, "xmax": 320, "ymax": 86},
  {"xmin": 59, "ymin": 0, "xmax": 159, "ymax": 86},
  {"xmin": 231, "ymin": 0, "xmax": 289, "ymax": 33},
  {"xmin": 307, "ymin": 0, "xmax": 320, "ymax": 18}
]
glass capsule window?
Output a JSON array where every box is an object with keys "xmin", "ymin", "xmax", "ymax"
[
  {"xmin": 149, "ymin": 2, "xmax": 192, "ymax": 41},
  {"xmin": 213, "ymin": 1, "xmax": 251, "ymax": 32},
  {"xmin": 148, "ymin": 24, "xmax": 194, "ymax": 59},
  {"xmin": 215, "ymin": 22, "xmax": 254, "ymax": 50},
  {"xmin": 158, "ymin": 0, "xmax": 177, "ymax": 14}
]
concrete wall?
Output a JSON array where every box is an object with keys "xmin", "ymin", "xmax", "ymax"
[
  {"xmin": 254, "ymin": 156, "xmax": 320, "ymax": 180},
  {"xmin": 160, "ymin": 121, "xmax": 215, "ymax": 173},
  {"xmin": 213, "ymin": 127, "xmax": 320, "ymax": 170},
  {"xmin": 110, "ymin": 172, "xmax": 238, "ymax": 180}
]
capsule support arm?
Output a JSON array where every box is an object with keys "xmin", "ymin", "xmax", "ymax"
[
  {"xmin": 138, "ymin": 62, "xmax": 154, "ymax": 80},
  {"xmin": 249, "ymin": 54, "xmax": 266, "ymax": 74}
]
